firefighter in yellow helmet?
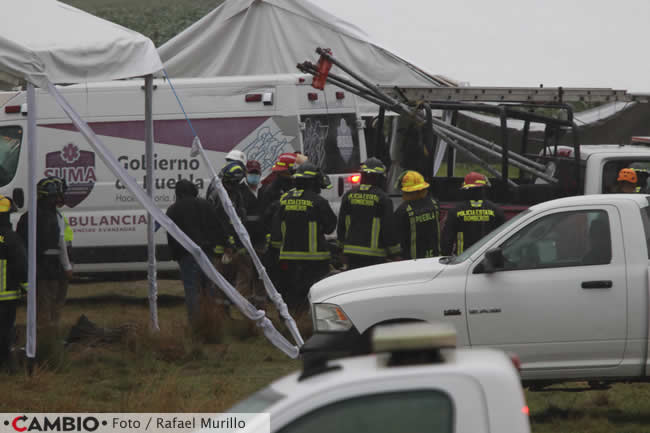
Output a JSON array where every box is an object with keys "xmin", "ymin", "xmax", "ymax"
[
  {"xmin": 394, "ymin": 171, "xmax": 441, "ymax": 259},
  {"xmin": 441, "ymin": 172, "xmax": 506, "ymax": 256},
  {"xmin": 0, "ymin": 195, "xmax": 27, "ymax": 373}
]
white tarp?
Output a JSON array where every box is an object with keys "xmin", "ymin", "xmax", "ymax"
[
  {"xmin": 462, "ymin": 101, "xmax": 639, "ymax": 131},
  {"xmin": 0, "ymin": 0, "xmax": 163, "ymax": 88},
  {"xmin": 159, "ymin": 0, "xmax": 449, "ymax": 88}
]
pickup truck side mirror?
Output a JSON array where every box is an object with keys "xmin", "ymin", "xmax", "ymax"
[
  {"xmin": 12, "ymin": 188, "xmax": 24, "ymax": 209},
  {"xmin": 476, "ymin": 248, "xmax": 505, "ymax": 274}
]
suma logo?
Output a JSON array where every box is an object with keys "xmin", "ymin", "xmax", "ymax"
[{"xmin": 44, "ymin": 143, "xmax": 96, "ymax": 208}]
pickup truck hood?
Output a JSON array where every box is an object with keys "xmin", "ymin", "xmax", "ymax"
[{"xmin": 310, "ymin": 258, "xmax": 446, "ymax": 302}]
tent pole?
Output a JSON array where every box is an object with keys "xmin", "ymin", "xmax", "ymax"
[
  {"xmin": 26, "ymin": 83, "xmax": 37, "ymax": 364},
  {"xmin": 144, "ymin": 75, "xmax": 159, "ymax": 332}
]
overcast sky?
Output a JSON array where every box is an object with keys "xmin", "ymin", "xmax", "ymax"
[{"xmin": 319, "ymin": 0, "xmax": 650, "ymax": 92}]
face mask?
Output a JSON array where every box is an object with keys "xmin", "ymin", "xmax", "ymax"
[{"xmin": 247, "ymin": 174, "xmax": 261, "ymax": 185}]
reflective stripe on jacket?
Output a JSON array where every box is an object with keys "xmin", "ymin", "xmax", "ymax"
[{"xmin": 0, "ymin": 225, "xmax": 28, "ymax": 302}]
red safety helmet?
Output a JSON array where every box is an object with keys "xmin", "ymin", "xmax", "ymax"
[
  {"xmin": 271, "ymin": 153, "xmax": 298, "ymax": 172},
  {"xmin": 246, "ymin": 160, "xmax": 262, "ymax": 174},
  {"xmin": 461, "ymin": 172, "xmax": 490, "ymax": 189}
]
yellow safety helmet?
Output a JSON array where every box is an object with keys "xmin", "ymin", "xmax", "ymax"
[
  {"xmin": 0, "ymin": 195, "xmax": 16, "ymax": 213},
  {"xmin": 400, "ymin": 170, "xmax": 430, "ymax": 192}
]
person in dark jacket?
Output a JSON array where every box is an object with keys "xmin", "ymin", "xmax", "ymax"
[
  {"xmin": 271, "ymin": 162, "xmax": 337, "ymax": 311},
  {"xmin": 242, "ymin": 160, "xmax": 264, "ymax": 250},
  {"xmin": 246, "ymin": 160, "xmax": 262, "ymax": 196},
  {"xmin": 208, "ymin": 162, "xmax": 265, "ymax": 306},
  {"xmin": 394, "ymin": 171, "xmax": 441, "ymax": 259},
  {"xmin": 167, "ymin": 179, "xmax": 223, "ymax": 326},
  {"xmin": 0, "ymin": 196, "xmax": 27, "ymax": 373},
  {"xmin": 441, "ymin": 172, "xmax": 506, "ymax": 256},
  {"xmin": 17, "ymin": 177, "xmax": 71, "ymax": 329},
  {"xmin": 337, "ymin": 157, "xmax": 401, "ymax": 269},
  {"xmin": 207, "ymin": 162, "xmax": 248, "ymax": 256}
]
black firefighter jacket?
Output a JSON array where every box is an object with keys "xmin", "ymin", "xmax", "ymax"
[
  {"xmin": 441, "ymin": 199, "xmax": 506, "ymax": 255},
  {"xmin": 394, "ymin": 195, "xmax": 441, "ymax": 260},
  {"xmin": 337, "ymin": 184, "xmax": 400, "ymax": 258},
  {"xmin": 271, "ymin": 188, "xmax": 337, "ymax": 262}
]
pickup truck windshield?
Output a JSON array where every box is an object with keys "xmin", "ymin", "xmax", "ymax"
[{"xmin": 446, "ymin": 209, "xmax": 531, "ymax": 265}]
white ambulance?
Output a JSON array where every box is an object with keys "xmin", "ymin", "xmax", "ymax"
[{"xmin": 0, "ymin": 74, "xmax": 372, "ymax": 273}]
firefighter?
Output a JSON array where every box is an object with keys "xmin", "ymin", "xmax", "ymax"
[
  {"xmin": 0, "ymin": 196, "xmax": 27, "ymax": 373},
  {"xmin": 616, "ymin": 168, "xmax": 638, "ymax": 193},
  {"xmin": 337, "ymin": 157, "xmax": 401, "ymax": 269},
  {"xmin": 208, "ymin": 162, "xmax": 262, "ymax": 306},
  {"xmin": 271, "ymin": 162, "xmax": 337, "ymax": 311},
  {"xmin": 17, "ymin": 177, "xmax": 72, "ymax": 329},
  {"xmin": 166, "ymin": 179, "xmax": 223, "ymax": 328},
  {"xmin": 394, "ymin": 170, "xmax": 441, "ymax": 259},
  {"xmin": 441, "ymin": 172, "xmax": 506, "ymax": 256},
  {"xmin": 259, "ymin": 153, "xmax": 298, "ymax": 290}
]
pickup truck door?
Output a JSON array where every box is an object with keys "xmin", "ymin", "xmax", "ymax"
[{"xmin": 465, "ymin": 205, "xmax": 627, "ymax": 374}]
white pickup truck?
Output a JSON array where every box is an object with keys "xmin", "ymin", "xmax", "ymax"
[
  {"xmin": 305, "ymin": 194, "xmax": 650, "ymax": 386},
  {"xmin": 229, "ymin": 323, "xmax": 530, "ymax": 433}
]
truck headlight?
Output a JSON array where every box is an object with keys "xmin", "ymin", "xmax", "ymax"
[{"xmin": 313, "ymin": 303, "xmax": 352, "ymax": 332}]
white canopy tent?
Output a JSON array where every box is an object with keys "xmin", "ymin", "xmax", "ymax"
[
  {"xmin": 0, "ymin": 0, "xmax": 164, "ymax": 360},
  {"xmin": 1, "ymin": 0, "xmax": 301, "ymax": 360},
  {"xmin": 159, "ymin": 0, "xmax": 454, "ymax": 88}
]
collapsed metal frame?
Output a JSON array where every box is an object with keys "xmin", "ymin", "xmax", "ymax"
[{"xmin": 298, "ymin": 48, "xmax": 592, "ymax": 190}]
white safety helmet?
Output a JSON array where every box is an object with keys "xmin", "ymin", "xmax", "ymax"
[{"xmin": 226, "ymin": 150, "xmax": 247, "ymax": 166}]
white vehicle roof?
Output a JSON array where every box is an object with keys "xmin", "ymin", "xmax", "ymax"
[
  {"xmin": 230, "ymin": 348, "xmax": 529, "ymax": 433},
  {"xmin": 579, "ymin": 144, "xmax": 650, "ymax": 158},
  {"xmin": 529, "ymin": 193, "xmax": 649, "ymax": 214},
  {"xmin": 269, "ymin": 348, "xmax": 510, "ymax": 397}
]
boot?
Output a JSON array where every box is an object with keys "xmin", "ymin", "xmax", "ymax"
[{"xmin": 5, "ymin": 347, "xmax": 18, "ymax": 375}]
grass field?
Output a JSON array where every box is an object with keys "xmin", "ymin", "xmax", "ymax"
[
  {"xmin": 63, "ymin": 0, "xmax": 222, "ymax": 47},
  {"xmin": 1, "ymin": 279, "xmax": 301, "ymax": 412},
  {"xmin": 2, "ymin": 279, "xmax": 650, "ymax": 432}
]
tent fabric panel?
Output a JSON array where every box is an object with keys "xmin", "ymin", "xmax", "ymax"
[
  {"xmin": 159, "ymin": 0, "xmax": 441, "ymax": 88},
  {"xmin": 0, "ymin": 0, "xmax": 162, "ymax": 87}
]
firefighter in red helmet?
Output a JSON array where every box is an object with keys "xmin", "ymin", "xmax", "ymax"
[{"xmin": 441, "ymin": 172, "xmax": 505, "ymax": 256}]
